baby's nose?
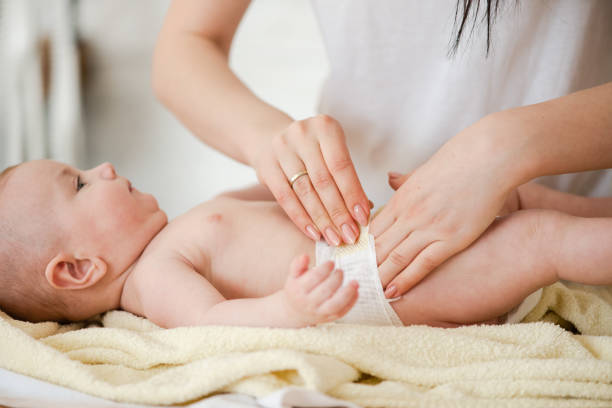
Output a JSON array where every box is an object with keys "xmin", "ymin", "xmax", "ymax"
[{"xmin": 99, "ymin": 162, "xmax": 116, "ymax": 180}]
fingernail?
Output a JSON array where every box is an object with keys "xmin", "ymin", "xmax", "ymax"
[
  {"xmin": 325, "ymin": 227, "xmax": 341, "ymax": 246},
  {"xmin": 350, "ymin": 222, "xmax": 360, "ymax": 240},
  {"xmin": 384, "ymin": 285, "xmax": 397, "ymax": 298},
  {"xmin": 306, "ymin": 225, "xmax": 320, "ymax": 241},
  {"xmin": 353, "ymin": 204, "xmax": 368, "ymax": 226},
  {"xmin": 341, "ymin": 223, "xmax": 356, "ymax": 244},
  {"xmin": 388, "ymin": 171, "xmax": 402, "ymax": 178}
]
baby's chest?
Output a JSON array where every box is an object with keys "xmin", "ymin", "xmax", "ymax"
[{"xmin": 166, "ymin": 201, "xmax": 314, "ymax": 295}]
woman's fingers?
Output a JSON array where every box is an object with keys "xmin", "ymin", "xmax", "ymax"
[
  {"xmin": 374, "ymin": 221, "xmax": 412, "ymax": 266},
  {"xmin": 291, "ymin": 173, "xmax": 344, "ymax": 245},
  {"xmin": 274, "ymin": 137, "xmax": 342, "ymax": 245},
  {"xmin": 263, "ymin": 159, "xmax": 322, "ymax": 241},
  {"xmin": 383, "ymin": 241, "xmax": 448, "ymax": 297},
  {"xmin": 370, "ymin": 172, "xmax": 412, "ymax": 238},
  {"xmin": 294, "ymin": 132, "xmax": 360, "ymax": 244},
  {"xmin": 316, "ymin": 117, "xmax": 370, "ymax": 226},
  {"xmin": 388, "ymin": 171, "xmax": 412, "ymax": 190},
  {"xmin": 261, "ymin": 115, "xmax": 369, "ymax": 246},
  {"xmin": 377, "ymin": 230, "xmax": 436, "ymax": 289},
  {"xmin": 369, "ymin": 201, "xmax": 397, "ymax": 238}
]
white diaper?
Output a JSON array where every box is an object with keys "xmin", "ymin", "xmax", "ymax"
[{"xmin": 315, "ymin": 225, "xmax": 403, "ymax": 326}]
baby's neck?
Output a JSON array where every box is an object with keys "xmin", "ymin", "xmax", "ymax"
[
  {"xmin": 117, "ymin": 248, "xmax": 152, "ymax": 317},
  {"xmin": 116, "ymin": 225, "xmax": 167, "ymax": 315},
  {"xmin": 59, "ymin": 262, "xmax": 137, "ymax": 322}
]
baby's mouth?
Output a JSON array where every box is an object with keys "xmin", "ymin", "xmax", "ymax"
[{"xmin": 128, "ymin": 181, "xmax": 133, "ymax": 192}]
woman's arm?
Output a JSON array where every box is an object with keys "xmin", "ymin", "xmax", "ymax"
[
  {"xmin": 216, "ymin": 183, "xmax": 275, "ymax": 201},
  {"xmin": 482, "ymin": 82, "xmax": 612, "ymax": 184},
  {"xmin": 371, "ymin": 81, "xmax": 612, "ymax": 297},
  {"xmin": 153, "ymin": 0, "xmax": 370, "ymax": 246},
  {"xmin": 153, "ymin": 0, "xmax": 290, "ymax": 166}
]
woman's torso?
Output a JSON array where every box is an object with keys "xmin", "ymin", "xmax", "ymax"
[{"xmin": 310, "ymin": 0, "xmax": 612, "ymax": 205}]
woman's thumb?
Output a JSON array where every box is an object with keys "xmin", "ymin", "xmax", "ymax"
[{"xmin": 388, "ymin": 171, "xmax": 410, "ymax": 190}]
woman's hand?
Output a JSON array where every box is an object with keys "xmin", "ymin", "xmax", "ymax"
[
  {"xmin": 254, "ymin": 115, "xmax": 371, "ymax": 246},
  {"xmin": 371, "ymin": 116, "xmax": 525, "ymax": 298},
  {"xmin": 388, "ymin": 172, "xmax": 522, "ymax": 216}
]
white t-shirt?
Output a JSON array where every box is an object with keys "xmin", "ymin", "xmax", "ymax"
[{"xmin": 310, "ymin": 0, "xmax": 612, "ymax": 205}]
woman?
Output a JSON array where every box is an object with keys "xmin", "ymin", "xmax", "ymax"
[{"xmin": 152, "ymin": 0, "xmax": 612, "ymax": 298}]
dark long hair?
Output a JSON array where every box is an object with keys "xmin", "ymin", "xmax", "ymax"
[{"xmin": 451, "ymin": 0, "xmax": 513, "ymax": 56}]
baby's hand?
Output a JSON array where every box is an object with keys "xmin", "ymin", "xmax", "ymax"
[{"xmin": 282, "ymin": 254, "xmax": 358, "ymax": 327}]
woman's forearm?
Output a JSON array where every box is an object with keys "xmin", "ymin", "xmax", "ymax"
[
  {"xmin": 153, "ymin": 17, "xmax": 293, "ymax": 167},
  {"xmin": 484, "ymin": 82, "xmax": 612, "ymax": 185}
]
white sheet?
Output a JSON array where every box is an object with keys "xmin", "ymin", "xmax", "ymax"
[{"xmin": 0, "ymin": 368, "xmax": 361, "ymax": 408}]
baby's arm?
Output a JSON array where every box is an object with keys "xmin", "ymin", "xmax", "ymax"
[{"xmin": 126, "ymin": 254, "xmax": 357, "ymax": 328}]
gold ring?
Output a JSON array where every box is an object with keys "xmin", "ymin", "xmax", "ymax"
[{"xmin": 289, "ymin": 170, "xmax": 308, "ymax": 188}]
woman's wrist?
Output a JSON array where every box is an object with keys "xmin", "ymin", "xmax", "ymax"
[
  {"xmin": 476, "ymin": 82, "xmax": 612, "ymax": 181},
  {"xmin": 489, "ymin": 108, "xmax": 548, "ymax": 183},
  {"xmin": 449, "ymin": 111, "xmax": 536, "ymax": 196},
  {"xmin": 244, "ymin": 115, "xmax": 294, "ymax": 169}
]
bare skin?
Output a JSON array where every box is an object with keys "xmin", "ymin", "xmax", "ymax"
[
  {"xmin": 120, "ymin": 189, "xmax": 609, "ymax": 329},
  {"xmin": 153, "ymin": 1, "xmax": 612, "ymax": 299},
  {"xmin": 4, "ymin": 161, "xmax": 611, "ymax": 329}
]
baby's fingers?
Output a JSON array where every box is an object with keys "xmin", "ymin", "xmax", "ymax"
[
  {"xmin": 299, "ymin": 261, "xmax": 334, "ymax": 292},
  {"xmin": 308, "ymin": 268, "xmax": 344, "ymax": 306},
  {"xmin": 289, "ymin": 254, "xmax": 310, "ymax": 278},
  {"xmin": 318, "ymin": 280, "xmax": 359, "ymax": 320}
]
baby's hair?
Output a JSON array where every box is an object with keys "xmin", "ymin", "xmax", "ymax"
[{"xmin": 0, "ymin": 164, "xmax": 68, "ymax": 322}]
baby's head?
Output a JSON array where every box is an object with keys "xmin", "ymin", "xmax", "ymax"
[{"xmin": 0, "ymin": 160, "xmax": 167, "ymax": 322}]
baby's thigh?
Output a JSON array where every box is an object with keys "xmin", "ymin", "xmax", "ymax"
[
  {"xmin": 390, "ymin": 234, "xmax": 531, "ymax": 325},
  {"xmin": 389, "ymin": 211, "xmax": 555, "ymax": 326},
  {"xmin": 390, "ymin": 276, "xmax": 516, "ymax": 327}
]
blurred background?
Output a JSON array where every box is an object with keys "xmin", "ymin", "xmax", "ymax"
[{"xmin": 0, "ymin": 0, "xmax": 329, "ymax": 219}]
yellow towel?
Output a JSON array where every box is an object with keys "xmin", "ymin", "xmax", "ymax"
[{"xmin": 1, "ymin": 281, "xmax": 611, "ymax": 407}]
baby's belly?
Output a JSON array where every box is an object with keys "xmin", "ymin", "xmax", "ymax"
[{"xmin": 205, "ymin": 200, "xmax": 316, "ymax": 299}]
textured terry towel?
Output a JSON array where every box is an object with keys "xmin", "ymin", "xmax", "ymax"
[{"xmin": 0, "ymin": 282, "xmax": 611, "ymax": 408}]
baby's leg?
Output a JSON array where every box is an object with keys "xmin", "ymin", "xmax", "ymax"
[
  {"xmin": 548, "ymin": 213, "xmax": 612, "ymax": 285},
  {"xmin": 390, "ymin": 210, "xmax": 559, "ymax": 326},
  {"xmin": 517, "ymin": 182, "xmax": 612, "ymax": 218}
]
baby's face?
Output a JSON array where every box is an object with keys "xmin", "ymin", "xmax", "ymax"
[{"xmin": 5, "ymin": 160, "xmax": 167, "ymax": 267}]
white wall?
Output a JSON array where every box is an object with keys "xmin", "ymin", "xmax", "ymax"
[{"xmin": 79, "ymin": 0, "xmax": 329, "ymax": 219}]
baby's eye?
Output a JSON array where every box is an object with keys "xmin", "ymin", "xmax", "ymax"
[{"xmin": 76, "ymin": 175, "xmax": 86, "ymax": 191}]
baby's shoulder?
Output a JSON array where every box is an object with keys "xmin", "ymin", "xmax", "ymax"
[
  {"xmin": 136, "ymin": 195, "xmax": 265, "ymax": 271},
  {"xmin": 134, "ymin": 199, "xmax": 235, "ymax": 273}
]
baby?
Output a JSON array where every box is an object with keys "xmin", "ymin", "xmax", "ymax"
[{"xmin": 1, "ymin": 160, "xmax": 611, "ymax": 328}]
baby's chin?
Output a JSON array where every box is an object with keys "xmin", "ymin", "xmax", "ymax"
[{"xmin": 133, "ymin": 187, "xmax": 160, "ymax": 207}]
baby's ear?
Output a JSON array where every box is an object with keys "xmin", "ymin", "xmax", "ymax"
[{"xmin": 45, "ymin": 253, "xmax": 107, "ymax": 290}]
